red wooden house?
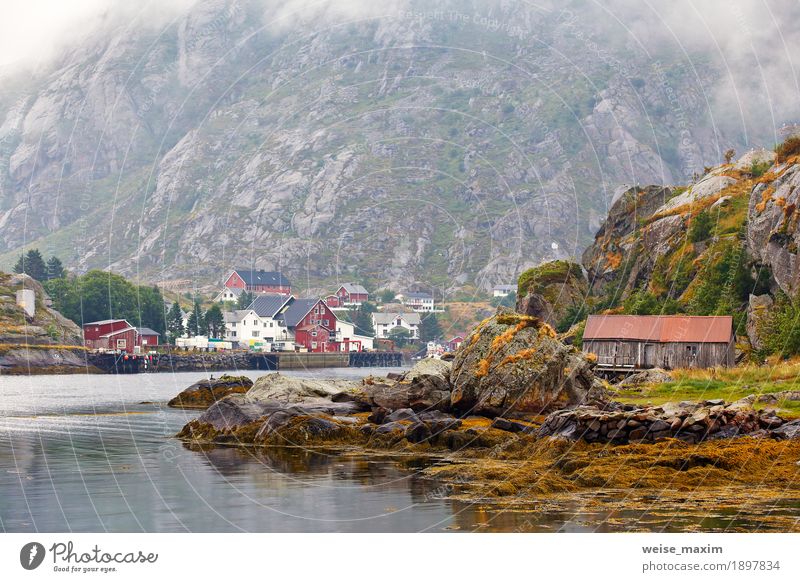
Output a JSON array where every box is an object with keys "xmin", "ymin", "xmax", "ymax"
[
  {"xmin": 224, "ymin": 269, "xmax": 291, "ymax": 295},
  {"xmin": 83, "ymin": 319, "xmax": 138, "ymax": 352},
  {"xmin": 326, "ymin": 283, "xmax": 369, "ymax": 307},
  {"xmin": 136, "ymin": 327, "xmax": 160, "ymax": 348},
  {"xmin": 278, "ymin": 298, "xmax": 339, "ymax": 352}
]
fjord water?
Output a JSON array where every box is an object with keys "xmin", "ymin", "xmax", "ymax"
[{"xmin": 1, "ymin": 370, "xmax": 798, "ymax": 533}]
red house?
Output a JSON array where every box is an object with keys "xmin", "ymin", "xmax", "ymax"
[
  {"xmin": 136, "ymin": 327, "xmax": 160, "ymax": 348},
  {"xmin": 278, "ymin": 298, "xmax": 339, "ymax": 352},
  {"xmin": 294, "ymin": 323, "xmax": 333, "ymax": 353},
  {"xmin": 224, "ymin": 269, "xmax": 291, "ymax": 295},
  {"xmin": 83, "ymin": 319, "xmax": 130, "ymax": 341},
  {"xmin": 83, "ymin": 320, "xmax": 160, "ymax": 352},
  {"xmin": 329, "ymin": 283, "xmax": 369, "ymax": 307},
  {"xmin": 446, "ymin": 336, "xmax": 464, "ymax": 352}
]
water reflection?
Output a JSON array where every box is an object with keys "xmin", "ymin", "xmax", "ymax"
[{"xmin": 1, "ymin": 372, "xmax": 800, "ymax": 532}]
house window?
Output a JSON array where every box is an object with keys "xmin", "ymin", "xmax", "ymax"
[
  {"xmin": 116, "ymin": 339, "xmax": 127, "ymax": 349},
  {"xmin": 323, "ymin": 319, "xmax": 329, "ymax": 327},
  {"xmin": 311, "ymin": 342, "xmax": 317, "ymax": 349},
  {"xmin": 686, "ymin": 344, "xmax": 698, "ymax": 358},
  {"xmin": 231, "ymin": 331, "xmax": 237, "ymax": 337},
  {"xmin": 311, "ymin": 331, "xmax": 317, "ymax": 337},
  {"xmin": 253, "ymin": 331, "xmax": 260, "ymax": 338}
]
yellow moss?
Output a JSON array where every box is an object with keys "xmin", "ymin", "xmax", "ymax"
[
  {"xmin": 538, "ymin": 323, "xmax": 556, "ymax": 338},
  {"xmin": 585, "ymin": 352, "xmax": 597, "ymax": 363}
]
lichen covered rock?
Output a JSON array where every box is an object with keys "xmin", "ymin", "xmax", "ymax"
[
  {"xmin": 167, "ymin": 375, "xmax": 253, "ymax": 409},
  {"xmin": 449, "ymin": 308, "xmax": 604, "ymax": 416}
]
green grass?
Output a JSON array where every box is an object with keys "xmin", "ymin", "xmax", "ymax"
[{"xmin": 614, "ymin": 363, "xmax": 800, "ymax": 419}]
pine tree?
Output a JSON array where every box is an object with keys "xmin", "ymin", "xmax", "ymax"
[
  {"xmin": 24, "ymin": 249, "xmax": 47, "ymax": 281},
  {"xmin": 46, "ymin": 256, "xmax": 65, "ymax": 280},
  {"xmin": 205, "ymin": 304, "xmax": 226, "ymax": 339},
  {"xmin": 167, "ymin": 301, "xmax": 184, "ymax": 343},
  {"xmin": 187, "ymin": 298, "xmax": 204, "ymax": 337},
  {"xmin": 13, "ymin": 254, "xmax": 24, "ymax": 274},
  {"xmin": 419, "ymin": 313, "xmax": 443, "ymax": 342},
  {"xmin": 237, "ymin": 290, "xmax": 254, "ymax": 309}
]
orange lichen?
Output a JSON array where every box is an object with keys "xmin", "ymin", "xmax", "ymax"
[
  {"xmin": 605, "ymin": 251, "xmax": 622, "ymax": 270},
  {"xmin": 775, "ymin": 197, "xmax": 786, "ymax": 208},
  {"xmin": 755, "ymin": 186, "xmax": 776, "ymax": 213},
  {"xmin": 585, "ymin": 352, "xmax": 598, "ymax": 363},
  {"xmin": 499, "ymin": 348, "xmax": 539, "ymax": 367},
  {"xmin": 476, "ymin": 358, "xmax": 491, "ymax": 377}
]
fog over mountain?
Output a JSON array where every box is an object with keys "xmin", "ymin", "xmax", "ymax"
[{"xmin": 0, "ymin": 0, "xmax": 797, "ymax": 293}]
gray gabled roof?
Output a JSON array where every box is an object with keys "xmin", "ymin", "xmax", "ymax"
[
  {"xmin": 232, "ymin": 269, "xmax": 291, "ymax": 287},
  {"xmin": 277, "ymin": 298, "xmax": 322, "ymax": 328},
  {"xmin": 224, "ymin": 310, "xmax": 251, "ymax": 324},
  {"xmin": 248, "ymin": 294, "xmax": 293, "ymax": 318},
  {"xmin": 373, "ymin": 312, "xmax": 421, "ymax": 325},
  {"xmin": 136, "ymin": 327, "xmax": 161, "ymax": 336},
  {"xmin": 340, "ymin": 282, "xmax": 368, "ymax": 295},
  {"xmin": 405, "ymin": 291, "xmax": 433, "ymax": 299}
]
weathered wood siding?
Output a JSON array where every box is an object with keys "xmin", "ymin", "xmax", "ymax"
[{"xmin": 583, "ymin": 339, "xmax": 734, "ymax": 369}]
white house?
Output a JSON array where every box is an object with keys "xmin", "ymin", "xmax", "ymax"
[
  {"xmin": 399, "ymin": 291, "xmax": 435, "ymax": 312},
  {"xmin": 334, "ymin": 319, "xmax": 375, "ymax": 352},
  {"xmin": 224, "ymin": 294, "xmax": 296, "ymax": 348},
  {"xmin": 215, "ymin": 286, "xmax": 244, "ymax": 303},
  {"xmin": 493, "ymin": 284, "xmax": 517, "ymax": 298},
  {"xmin": 372, "ymin": 312, "xmax": 421, "ymax": 339}
]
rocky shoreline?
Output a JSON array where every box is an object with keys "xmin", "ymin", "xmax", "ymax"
[{"xmin": 173, "ymin": 308, "xmax": 800, "ymax": 502}]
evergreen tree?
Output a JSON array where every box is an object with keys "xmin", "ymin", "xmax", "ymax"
[
  {"xmin": 237, "ymin": 290, "xmax": 254, "ymax": 309},
  {"xmin": 14, "ymin": 249, "xmax": 47, "ymax": 280},
  {"xmin": 46, "ymin": 256, "xmax": 65, "ymax": 280},
  {"xmin": 186, "ymin": 310, "xmax": 199, "ymax": 337},
  {"xmin": 419, "ymin": 313, "xmax": 443, "ymax": 342},
  {"xmin": 349, "ymin": 303, "xmax": 376, "ymax": 336},
  {"xmin": 187, "ymin": 298, "xmax": 205, "ymax": 336},
  {"xmin": 388, "ymin": 327, "xmax": 412, "ymax": 348},
  {"xmin": 167, "ymin": 301, "xmax": 184, "ymax": 343},
  {"xmin": 205, "ymin": 304, "xmax": 226, "ymax": 339}
]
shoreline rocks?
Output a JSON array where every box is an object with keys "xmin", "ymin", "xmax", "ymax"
[{"xmin": 537, "ymin": 396, "xmax": 791, "ymax": 444}]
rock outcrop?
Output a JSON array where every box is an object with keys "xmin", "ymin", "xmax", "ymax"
[
  {"xmin": 515, "ymin": 260, "xmax": 588, "ymax": 327},
  {"xmin": 746, "ymin": 159, "xmax": 800, "ymax": 295},
  {"xmin": 167, "ymin": 375, "xmax": 253, "ymax": 409},
  {"xmin": 449, "ymin": 308, "xmax": 605, "ymax": 416}
]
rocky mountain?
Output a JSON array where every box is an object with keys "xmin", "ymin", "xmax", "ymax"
[
  {"xmin": 550, "ymin": 135, "xmax": 800, "ymax": 356},
  {"xmin": 0, "ymin": 0, "xmax": 784, "ymax": 293}
]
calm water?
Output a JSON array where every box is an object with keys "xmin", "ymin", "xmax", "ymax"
[{"xmin": 1, "ymin": 370, "xmax": 799, "ymax": 532}]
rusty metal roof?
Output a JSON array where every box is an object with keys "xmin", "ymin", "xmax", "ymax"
[{"xmin": 584, "ymin": 315, "xmax": 733, "ymax": 343}]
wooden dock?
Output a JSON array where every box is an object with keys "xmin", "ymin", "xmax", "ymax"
[{"xmin": 88, "ymin": 351, "xmax": 404, "ymax": 374}]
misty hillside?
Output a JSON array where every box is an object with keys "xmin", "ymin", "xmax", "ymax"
[{"xmin": 0, "ymin": 0, "xmax": 795, "ymax": 294}]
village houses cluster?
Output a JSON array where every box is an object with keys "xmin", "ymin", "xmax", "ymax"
[{"xmin": 80, "ymin": 269, "xmax": 463, "ymax": 354}]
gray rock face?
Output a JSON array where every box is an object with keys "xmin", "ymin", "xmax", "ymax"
[
  {"xmin": 656, "ymin": 175, "xmax": 737, "ymax": 213},
  {"xmin": 0, "ymin": 1, "xmax": 754, "ymax": 291},
  {"xmin": 746, "ymin": 294, "xmax": 774, "ymax": 352},
  {"xmin": 582, "ymin": 185, "xmax": 672, "ymax": 295},
  {"xmin": 746, "ymin": 162, "xmax": 800, "ymax": 295},
  {"xmin": 449, "ymin": 308, "xmax": 604, "ymax": 415}
]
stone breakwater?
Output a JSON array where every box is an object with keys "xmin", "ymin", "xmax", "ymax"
[{"xmin": 538, "ymin": 396, "xmax": 800, "ymax": 444}]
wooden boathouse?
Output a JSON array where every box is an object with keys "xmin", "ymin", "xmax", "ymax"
[{"xmin": 582, "ymin": 314, "xmax": 735, "ymax": 371}]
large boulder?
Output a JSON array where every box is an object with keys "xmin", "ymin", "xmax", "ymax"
[
  {"xmin": 449, "ymin": 308, "xmax": 605, "ymax": 416},
  {"xmin": 353, "ymin": 358, "xmax": 453, "ymax": 412},
  {"xmin": 245, "ymin": 373, "xmax": 360, "ymax": 404},
  {"xmin": 167, "ymin": 375, "xmax": 253, "ymax": 409},
  {"xmin": 515, "ymin": 260, "xmax": 588, "ymax": 327}
]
